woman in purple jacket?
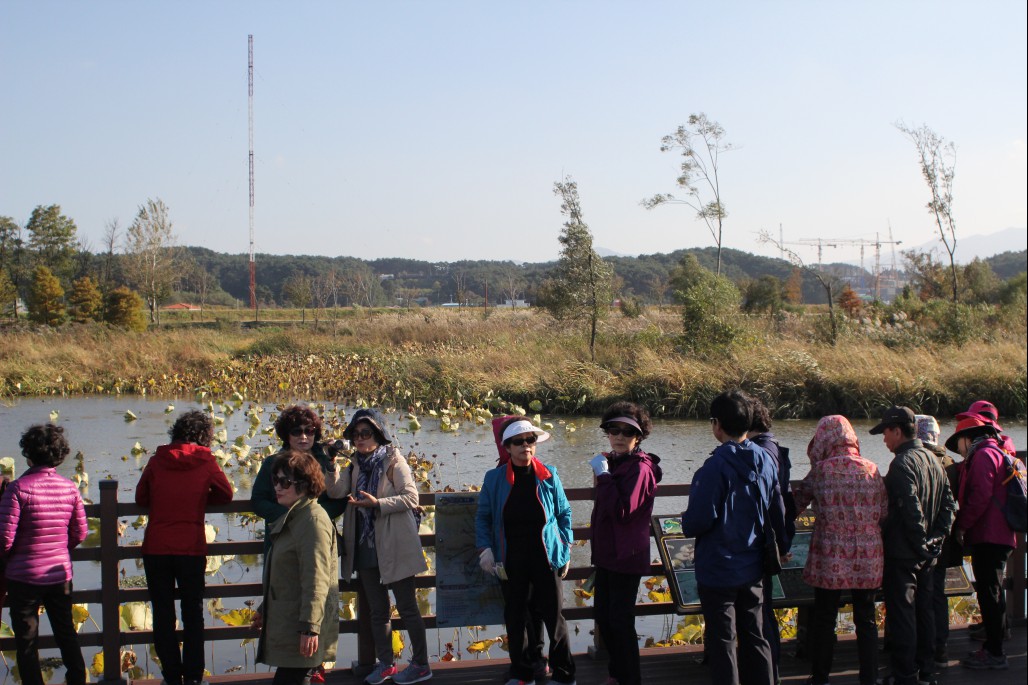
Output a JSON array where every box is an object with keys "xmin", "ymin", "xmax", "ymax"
[
  {"xmin": 0, "ymin": 424, "xmax": 88, "ymax": 685},
  {"xmin": 588, "ymin": 402, "xmax": 662, "ymax": 685}
]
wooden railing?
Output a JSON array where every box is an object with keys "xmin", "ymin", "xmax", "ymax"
[{"xmin": 1, "ymin": 478, "xmax": 1024, "ymax": 684}]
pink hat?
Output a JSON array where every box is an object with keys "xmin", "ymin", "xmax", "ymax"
[{"xmin": 955, "ymin": 400, "xmax": 999, "ymax": 423}]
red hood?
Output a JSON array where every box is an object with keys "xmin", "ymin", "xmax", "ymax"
[{"xmin": 153, "ymin": 442, "xmax": 215, "ymax": 470}]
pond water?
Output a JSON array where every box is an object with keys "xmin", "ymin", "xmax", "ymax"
[{"xmin": 0, "ymin": 397, "xmax": 1024, "ymax": 681}]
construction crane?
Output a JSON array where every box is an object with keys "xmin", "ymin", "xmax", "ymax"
[{"xmin": 780, "ymin": 234, "xmax": 903, "ymax": 300}]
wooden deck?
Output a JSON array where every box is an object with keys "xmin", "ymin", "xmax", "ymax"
[{"xmin": 133, "ymin": 624, "xmax": 1025, "ymax": 685}]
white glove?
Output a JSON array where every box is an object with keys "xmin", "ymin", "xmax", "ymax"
[
  {"xmin": 589, "ymin": 454, "xmax": 610, "ymax": 477},
  {"xmin": 478, "ymin": 548, "xmax": 496, "ymax": 575}
]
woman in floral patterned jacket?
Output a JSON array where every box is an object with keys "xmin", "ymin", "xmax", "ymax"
[{"xmin": 794, "ymin": 415, "xmax": 889, "ymax": 685}]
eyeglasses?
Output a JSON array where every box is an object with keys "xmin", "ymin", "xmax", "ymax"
[
  {"xmin": 289, "ymin": 426, "xmax": 316, "ymax": 437},
  {"xmin": 604, "ymin": 426, "xmax": 639, "ymax": 438},
  {"xmin": 352, "ymin": 429, "xmax": 376, "ymax": 440},
  {"xmin": 272, "ymin": 475, "xmax": 299, "ymax": 489},
  {"xmin": 508, "ymin": 435, "xmax": 538, "ymax": 447}
]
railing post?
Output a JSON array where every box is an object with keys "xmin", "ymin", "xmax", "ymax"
[{"xmin": 99, "ymin": 480, "xmax": 126, "ymax": 684}]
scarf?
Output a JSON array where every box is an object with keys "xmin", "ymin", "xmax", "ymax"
[{"xmin": 355, "ymin": 445, "xmax": 388, "ymax": 548}]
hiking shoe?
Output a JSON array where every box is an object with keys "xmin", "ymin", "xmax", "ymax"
[
  {"xmin": 366, "ymin": 663, "xmax": 399, "ymax": 685},
  {"xmin": 932, "ymin": 647, "xmax": 948, "ymax": 667},
  {"xmin": 962, "ymin": 648, "xmax": 1008, "ymax": 670},
  {"xmin": 393, "ymin": 663, "xmax": 432, "ymax": 685},
  {"xmin": 309, "ymin": 665, "xmax": 326, "ymax": 685}
]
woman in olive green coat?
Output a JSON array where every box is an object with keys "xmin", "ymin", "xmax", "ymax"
[{"xmin": 254, "ymin": 451, "xmax": 340, "ymax": 685}]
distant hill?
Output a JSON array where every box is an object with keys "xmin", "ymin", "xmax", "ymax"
[
  {"xmin": 179, "ymin": 242, "xmax": 1022, "ymax": 308},
  {"xmin": 985, "ymin": 250, "xmax": 1028, "ymax": 280},
  {"xmin": 913, "ymin": 226, "xmax": 1027, "ymax": 263}
]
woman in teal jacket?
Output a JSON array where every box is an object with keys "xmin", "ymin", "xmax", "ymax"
[{"xmin": 475, "ymin": 416, "xmax": 575, "ymax": 685}]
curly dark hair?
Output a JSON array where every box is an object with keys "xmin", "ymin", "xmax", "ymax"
[
  {"xmin": 748, "ymin": 395, "xmax": 773, "ymax": 434},
  {"xmin": 20, "ymin": 423, "xmax": 71, "ymax": 467},
  {"xmin": 169, "ymin": 409, "xmax": 215, "ymax": 446},
  {"xmin": 599, "ymin": 401, "xmax": 652, "ymax": 441},
  {"xmin": 272, "ymin": 450, "xmax": 326, "ymax": 498},
  {"xmin": 274, "ymin": 405, "xmax": 324, "ymax": 445}
]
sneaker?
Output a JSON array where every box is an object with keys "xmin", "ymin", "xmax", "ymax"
[
  {"xmin": 309, "ymin": 665, "xmax": 326, "ymax": 685},
  {"xmin": 366, "ymin": 663, "xmax": 399, "ymax": 685},
  {"xmin": 962, "ymin": 648, "xmax": 1008, "ymax": 670},
  {"xmin": 393, "ymin": 663, "xmax": 432, "ymax": 685},
  {"xmin": 932, "ymin": 647, "xmax": 948, "ymax": 668}
]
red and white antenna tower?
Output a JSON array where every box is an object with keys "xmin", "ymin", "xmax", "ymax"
[{"xmin": 248, "ymin": 35, "xmax": 257, "ymax": 313}]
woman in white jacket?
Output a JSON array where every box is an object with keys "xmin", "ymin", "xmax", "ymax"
[{"xmin": 328, "ymin": 408, "xmax": 430, "ymax": 685}]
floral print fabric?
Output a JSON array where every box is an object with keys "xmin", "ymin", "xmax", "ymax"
[{"xmin": 795, "ymin": 416, "xmax": 889, "ymax": 590}]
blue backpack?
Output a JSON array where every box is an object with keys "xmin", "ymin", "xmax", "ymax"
[{"xmin": 993, "ymin": 452, "xmax": 1027, "ymax": 533}]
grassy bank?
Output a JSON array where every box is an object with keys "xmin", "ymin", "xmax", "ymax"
[{"xmin": 1, "ymin": 308, "xmax": 1025, "ymax": 419}]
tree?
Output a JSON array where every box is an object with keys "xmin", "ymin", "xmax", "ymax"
[
  {"xmin": 896, "ymin": 123, "xmax": 959, "ymax": 302},
  {"xmin": 903, "ymin": 249, "xmax": 948, "ymax": 301},
  {"xmin": 541, "ymin": 176, "xmax": 614, "ymax": 361},
  {"xmin": 68, "ymin": 275, "xmax": 104, "ymax": 323},
  {"xmin": 0, "ymin": 270, "xmax": 17, "ymax": 320},
  {"xmin": 124, "ymin": 198, "xmax": 179, "ymax": 324},
  {"xmin": 836, "ymin": 284, "xmax": 863, "ymax": 318},
  {"xmin": 24, "ymin": 204, "xmax": 79, "ymax": 283},
  {"xmin": 760, "ymin": 230, "xmax": 841, "ymax": 345},
  {"xmin": 500, "ymin": 266, "xmax": 524, "ymax": 308},
  {"xmin": 649, "ymin": 274, "xmax": 670, "ymax": 310},
  {"xmin": 961, "ymin": 258, "xmax": 1001, "ymax": 304},
  {"xmin": 282, "ymin": 272, "xmax": 313, "ymax": 322},
  {"xmin": 669, "ymin": 254, "xmax": 740, "ymax": 349},
  {"xmin": 27, "ymin": 265, "xmax": 66, "ymax": 326},
  {"xmin": 643, "ymin": 113, "xmax": 733, "ymax": 275},
  {"xmin": 0, "ymin": 216, "xmax": 23, "ymax": 315},
  {"xmin": 182, "ymin": 257, "xmax": 216, "ymax": 321},
  {"xmin": 99, "ymin": 218, "xmax": 121, "ymax": 297},
  {"xmin": 105, "ymin": 287, "xmax": 148, "ymax": 332},
  {"xmin": 742, "ymin": 275, "xmax": 783, "ymax": 316},
  {"xmin": 783, "ymin": 267, "xmax": 804, "ymax": 305}
]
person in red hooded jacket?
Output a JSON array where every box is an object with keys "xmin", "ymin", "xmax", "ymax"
[{"xmin": 136, "ymin": 410, "xmax": 234, "ymax": 685}]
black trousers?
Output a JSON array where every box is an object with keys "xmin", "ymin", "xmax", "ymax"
[
  {"xmin": 594, "ymin": 567, "xmax": 642, "ymax": 685},
  {"xmin": 761, "ymin": 574, "xmax": 781, "ymax": 683},
  {"xmin": 810, "ymin": 588, "xmax": 878, "ymax": 685},
  {"xmin": 272, "ymin": 666, "xmax": 310, "ymax": 685},
  {"xmin": 970, "ymin": 543, "xmax": 1012, "ymax": 656},
  {"xmin": 697, "ymin": 578, "xmax": 773, "ymax": 685},
  {"xmin": 931, "ymin": 560, "xmax": 949, "ymax": 652},
  {"xmin": 500, "ymin": 547, "xmax": 575, "ymax": 683},
  {"xmin": 882, "ymin": 558, "xmax": 934, "ymax": 685},
  {"xmin": 7, "ymin": 579, "xmax": 86, "ymax": 685},
  {"xmin": 143, "ymin": 554, "xmax": 208, "ymax": 685}
]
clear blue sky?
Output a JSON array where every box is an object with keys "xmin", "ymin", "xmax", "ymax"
[{"xmin": 2, "ymin": 1, "xmax": 1025, "ymax": 264}]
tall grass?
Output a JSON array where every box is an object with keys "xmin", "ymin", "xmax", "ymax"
[{"xmin": 1, "ymin": 308, "xmax": 1024, "ymax": 418}]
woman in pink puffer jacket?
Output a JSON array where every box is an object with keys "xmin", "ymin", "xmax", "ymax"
[{"xmin": 0, "ymin": 424, "xmax": 88, "ymax": 685}]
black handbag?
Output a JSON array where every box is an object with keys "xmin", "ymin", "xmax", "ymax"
[{"xmin": 762, "ymin": 505, "xmax": 782, "ymax": 576}]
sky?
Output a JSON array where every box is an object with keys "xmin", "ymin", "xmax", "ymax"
[{"xmin": 2, "ymin": 1, "xmax": 1026, "ymax": 266}]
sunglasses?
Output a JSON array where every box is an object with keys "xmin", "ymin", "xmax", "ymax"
[
  {"xmin": 289, "ymin": 426, "xmax": 316, "ymax": 437},
  {"xmin": 272, "ymin": 475, "xmax": 300, "ymax": 489},
  {"xmin": 604, "ymin": 426, "xmax": 639, "ymax": 438},
  {"xmin": 508, "ymin": 435, "xmax": 538, "ymax": 447},
  {"xmin": 352, "ymin": 429, "xmax": 376, "ymax": 440}
]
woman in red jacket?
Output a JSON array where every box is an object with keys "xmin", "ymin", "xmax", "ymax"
[{"xmin": 136, "ymin": 410, "xmax": 234, "ymax": 685}]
